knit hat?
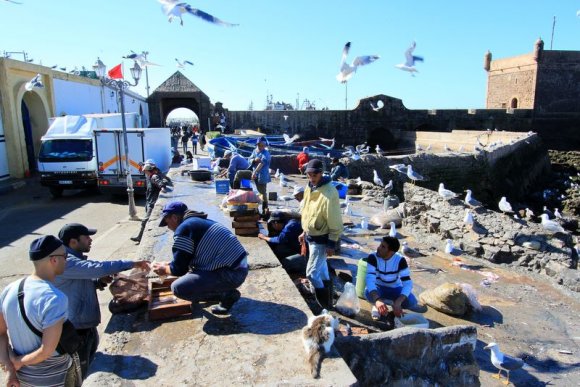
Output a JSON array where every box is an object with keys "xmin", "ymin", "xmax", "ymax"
[
  {"xmin": 159, "ymin": 201, "xmax": 189, "ymax": 226},
  {"xmin": 305, "ymin": 159, "xmax": 324, "ymax": 174},
  {"xmin": 29, "ymin": 235, "xmax": 63, "ymax": 261},
  {"xmin": 58, "ymin": 223, "xmax": 97, "ymax": 246}
]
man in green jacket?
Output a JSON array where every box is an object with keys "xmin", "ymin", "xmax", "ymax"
[{"xmin": 298, "ymin": 159, "xmax": 343, "ymax": 308}]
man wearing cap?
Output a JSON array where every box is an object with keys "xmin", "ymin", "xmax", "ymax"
[
  {"xmin": 299, "ymin": 159, "xmax": 343, "ymax": 309},
  {"xmin": 0, "ymin": 236, "xmax": 76, "ymax": 386},
  {"xmin": 55, "ymin": 223, "xmax": 150, "ymax": 379},
  {"xmin": 330, "ymin": 157, "xmax": 349, "ymax": 181},
  {"xmin": 248, "ymin": 137, "xmax": 271, "ymax": 214},
  {"xmin": 131, "ymin": 160, "xmax": 172, "ymax": 243},
  {"xmin": 297, "ymin": 147, "xmax": 310, "ymax": 175},
  {"xmin": 153, "ymin": 202, "xmax": 248, "ymax": 315},
  {"xmin": 224, "ymin": 150, "xmax": 250, "ymax": 189},
  {"xmin": 258, "ymin": 211, "xmax": 302, "ymax": 260}
]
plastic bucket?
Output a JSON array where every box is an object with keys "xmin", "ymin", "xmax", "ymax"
[
  {"xmin": 355, "ymin": 258, "xmax": 368, "ymax": 299},
  {"xmin": 331, "ymin": 181, "xmax": 347, "ymax": 199},
  {"xmin": 240, "ymin": 179, "xmax": 251, "ymax": 189}
]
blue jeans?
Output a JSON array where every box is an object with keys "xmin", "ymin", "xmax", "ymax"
[
  {"xmin": 306, "ymin": 242, "xmax": 329, "ymax": 289},
  {"xmin": 365, "ymin": 286, "xmax": 418, "ymax": 308},
  {"xmin": 171, "ymin": 266, "xmax": 248, "ymax": 303}
]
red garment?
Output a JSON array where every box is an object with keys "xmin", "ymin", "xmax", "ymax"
[{"xmin": 297, "ymin": 152, "xmax": 309, "ymax": 169}]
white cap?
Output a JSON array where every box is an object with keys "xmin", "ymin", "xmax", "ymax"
[
  {"xmin": 293, "ymin": 186, "xmax": 305, "ymax": 196},
  {"xmin": 145, "ymin": 159, "xmax": 156, "ymax": 165},
  {"xmin": 224, "ymin": 150, "xmax": 232, "ymax": 157}
]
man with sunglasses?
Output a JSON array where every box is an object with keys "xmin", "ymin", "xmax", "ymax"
[{"xmin": 299, "ymin": 159, "xmax": 343, "ymax": 309}]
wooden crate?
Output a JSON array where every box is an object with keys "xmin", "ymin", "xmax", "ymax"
[
  {"xmin": 234, "ymin": 227, "xmax": 260, "ymax": 236},
  {"xmin": 232, "ymin": 221, "xmax": 258, "ymax": 228},
  {"xmin": 148, "ymin": 277, "xmax": 192, "ymax": 321},
  {"xmin": 233, "ymin": 214, "xmax": 261, "ymax": 222}
]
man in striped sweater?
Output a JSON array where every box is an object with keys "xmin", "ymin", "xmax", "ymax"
[
  {"xmin": 153, "ymin": 202, "xmax": 249, "ymax": 315},
  {"xmin": 364, "ymin": 236, "xmax": 418, "ymax": 319}
]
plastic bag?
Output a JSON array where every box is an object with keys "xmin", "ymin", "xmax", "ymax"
[
  {"xmin": 335, "ymin": 282, "xmax": 360, "ymax": 317},
  {"xmin": 108, "ymin": 271, "xmax": 150, "ymax": 314},
  {"xmin": 226, "ymin": 189, "xmax": 261, "ymax": 204}
]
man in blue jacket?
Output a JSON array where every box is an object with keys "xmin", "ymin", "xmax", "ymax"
[
  {"xmin": 248, "ymin": 137, "xmax": 271, "ymax": 214},
  {"xmin": 54, "ymin": 223, "xmax": 150, "ymax": 380}
]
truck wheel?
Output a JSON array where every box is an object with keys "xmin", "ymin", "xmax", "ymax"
[{"xmin": 49, "ymin": 187, "xmax": 63, "ymax": 198}]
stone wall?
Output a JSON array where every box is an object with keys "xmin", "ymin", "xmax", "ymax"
[
  {"xmin": 334, "ymin": 325, "xmax": 480, "ymax": 386},
  {"xmin": 225, "ymin": 94, "xmax": 579, "ymax": 151},
  {"xmin": 402, "ymin": 184, "xmax": 579, "ymax": 292}
]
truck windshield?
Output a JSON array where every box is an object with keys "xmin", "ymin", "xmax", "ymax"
[{"xmin": 38, "ymin": 139, "xmax": 93, "ymax": 162}]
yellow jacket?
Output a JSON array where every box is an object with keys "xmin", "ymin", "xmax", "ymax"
[{"xmin": 301, "ymin": 178, "xmax": 343, "ymax": 243}]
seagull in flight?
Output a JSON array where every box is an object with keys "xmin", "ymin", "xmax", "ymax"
[
  {"xmin": 159, "ymin": 0, "xmax": 239, "ymax": 27},
  {"xmin": 123, "ymin": 51, "xmax": 159, "ymax": 67},
  {"xmin": 175, "ymin": 58, "xmax": 194, "ymax": 68},
  {"xmin": 484, "ymin": 342, "xmax": 526, "ymax": 385},
  {"xmin": 370, "ymin": 100, "xmax": 384, "ymax": 112},
  {"xmin": 336, "ymin": 42, "xmax": 380, "ymax": 83},
  {"xmin": 25, "ymin": 74, "xmax": 44, "ymax": 91},
  {"xmin": 389, "ymin": 164, "xmax": 407, "ymax": 174},
  {"xmin": 283, "ymin": 133, "xmax": 299, "ymax": 145},
  {"xmin": 395, "ymin": 41, "xmax": 424, "ymax": 75}
]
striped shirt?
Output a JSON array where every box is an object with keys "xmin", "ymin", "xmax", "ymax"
[
  {"xmin": 365, "ymin": 252, "xmax": 413, "ymax": 297},
  {"xmin": 170, "ymin": 215, "xmax": 248, "ymax": 275}
]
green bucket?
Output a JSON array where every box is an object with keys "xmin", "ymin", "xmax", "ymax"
[{"xmin": 355, "ymin": 258, "xmax": 368, "ymax": 299}]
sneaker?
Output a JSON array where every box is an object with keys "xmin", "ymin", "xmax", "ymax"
[
  {"xmin": 211, "ymin": 289, "xmax": 241, "ymax": 315},
  {"xmin": 371, "ymin": 306, "xmax": 380, "ymax": 320}
]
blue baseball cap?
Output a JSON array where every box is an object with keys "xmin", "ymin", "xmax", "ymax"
[
  {"xmin": 159, "ymin": 201, "xmax": 188, "ymax": 226},
  {"xmin": 30, "ymin": 235, "xmax": 63, "ymax": 261}
]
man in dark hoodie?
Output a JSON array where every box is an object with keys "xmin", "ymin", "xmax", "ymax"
[
  {"xmin": 298, "ymin": 159, "xmax": 343, "ymax": 309},
  {"xmin": 153, "ymin": 202, "xmax": 248, "ymax": 315}
]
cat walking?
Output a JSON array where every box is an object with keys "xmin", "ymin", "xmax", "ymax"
[{"xmin": 301, "ymin": 310, "xmax": 339, "ymax": 378}]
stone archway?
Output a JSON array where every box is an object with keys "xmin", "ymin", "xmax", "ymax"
[
  {"xmin": 148, "ymin": 71, "xmax": 212, "ymax": 133},
  {"xmin": 21, "ymin": 91, "xmax": 49, "ymax": 173}
]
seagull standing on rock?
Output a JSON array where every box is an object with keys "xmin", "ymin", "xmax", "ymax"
[
  {"xmin": 484, "ymin": 342, "xmax": 526, "ymax": 385},
  {"xmin": 407, "ymin": 165, "xmax": 424, "ymax": 184},
  {"xmin": 372, "ymin": 170, "xmax": 384, "ymax": 187},
  {"xmin": 444, "ymin": 239, "xmax": 454, "ymax": 254},
  {"xmin": 438, "ymin": 183, "xmax": 458, "ymax": 200},
  {"xmin": 388, "ymin": 222, "xmax": 397, "ymax": 238},
  {"xmin": 539, "ymin": 214, "xmax": 566, "ymax": 234},
  {"xmin": 384, "ymin": 180, "xmax": 393, "ymax": 196},
  {"xmin": 498, "ymin": 197, "xmax": 514, "ymax": 215},
  {"xmin": 465, "ymin": 189, "xmax": 482, "ymax": 208},
  {"xmin": 463, "ymin": 209, "xmax": 474, "ymax": 227}
]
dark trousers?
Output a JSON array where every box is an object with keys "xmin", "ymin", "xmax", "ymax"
[
  {"xmin": 171, "ymin": 266, "xmax": 248, "ymax": 303},
  {"xmin": 255, "ymin": 183, "xmax": 268, "ymax": 211},
  {"xmin": 76, "ymin": 327, "xmax": 99, "ymax": 380}
]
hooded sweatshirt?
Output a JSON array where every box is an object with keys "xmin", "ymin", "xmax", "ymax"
[{"xmin": 301, "ymin": 176, "xmax": 343, "ymax": 248}]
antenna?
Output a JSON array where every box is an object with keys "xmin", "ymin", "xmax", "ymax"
[{"xmin": 550, "ymin": 15, "xmax": 556, "ymax": 50}]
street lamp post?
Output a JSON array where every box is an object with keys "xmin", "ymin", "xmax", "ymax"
[{"xmin": 93, "ymin": 58, "xmax": 142, "ymax": 220}]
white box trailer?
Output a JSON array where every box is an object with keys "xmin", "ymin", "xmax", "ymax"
[
  {"xmin": 94, "ymin": 127, "xmax": 171, "ymax": 195},
  {"xmin": 38, "ymin": 113, "xmax": 141, "ymax": 197}
]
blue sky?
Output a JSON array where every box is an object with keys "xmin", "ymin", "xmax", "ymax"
[{"xmin": 2, "ymin": 0, "xmax": 579, "ymax": 114}]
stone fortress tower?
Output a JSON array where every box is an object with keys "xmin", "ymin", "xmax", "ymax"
[{"xmin": 485, "ymin": 38, "xmax": 580, "ymax": 113}]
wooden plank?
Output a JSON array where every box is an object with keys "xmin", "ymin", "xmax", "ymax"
[
  {"xmin": 148, "ymin": 278, "xmax": 192, "ymax": 321},
  {"xmin": 232, "ymin": 221, "xmax": 258, "ymax": 228},
  {"xmin": 235, "ymin": 227, "xmax": 259, "ymax": 236},
  {"xmin": 229, "ymin": 209, "xmax": 259, "ymax": 217},
  {"xmin": 233, "ymin": 214, "xmax": 261, "ymax": 222}
]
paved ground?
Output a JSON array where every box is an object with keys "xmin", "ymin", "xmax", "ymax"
[{"xmin": 1, "ymin": 165, "xmax": 578, "ymax": 386}]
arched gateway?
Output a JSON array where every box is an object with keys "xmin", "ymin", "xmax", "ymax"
[{"xmin": 148, "ymin": 71, "xmax": 212, "ymax": 133}]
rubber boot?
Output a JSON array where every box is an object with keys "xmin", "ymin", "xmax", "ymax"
[
  {"xmin": 314, "ymin": 287, "xmax": 330, "ymax": 309},
  {"xmin": 322, "ymin": 278, "xmax": 333, "ymax": 310},
  {"xmin": 130, "ymin": 225, "xmax": 145, "ymax": 243},
  {"xmin": 211, "ymin": 289, "xmax": 241, "ymax": 315}
]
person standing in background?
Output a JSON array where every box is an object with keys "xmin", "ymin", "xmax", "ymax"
[{"xmin": 249, "ymin": 137, "xmax": 271, "ymax": 216}]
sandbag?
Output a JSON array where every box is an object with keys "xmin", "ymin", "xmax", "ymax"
[
  {"xmin": 419, "ymin": 282, "xmax": 469, "ymax": 316},
  {"xmin": 370, "ymin": 205, "xmax": 404, "ymax": 228},
  {"xmin": 108, "ymin": 272, "xmax": 150, "ymax": 314}
]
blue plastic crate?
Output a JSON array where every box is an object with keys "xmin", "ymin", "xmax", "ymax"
[
  {"xmin": 331, "ymin": 181, "xmax": 347, "ymax": 199},
  {"xmin": 215, "ymin": 179, "xmax": 230, "ymax": 194}
]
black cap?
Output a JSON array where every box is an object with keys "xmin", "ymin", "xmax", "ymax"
[
  {"xmin": 268, "ymin": 211, "xmax": 285, "ymax": 223},
  {"xmin": 29, "ymin": 235, "xmax": 63, "ymax": 261},
  {"xmin": 58, "ymin": 223, "xmax": 97, "ymax": 245},
  {"xmin": 159, "ymin": 201, "xmax": 189, "ymax": 226},
  {"xmin": 305, "ymin": 159, "xmax": 324, "ymax": 174}
]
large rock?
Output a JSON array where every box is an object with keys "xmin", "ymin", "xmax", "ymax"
[
  {"xmin": 419, "ymin": 283, "xmax": 470, "ymax": 316},
  {"xmin": 334, "ymin": 325, "xmax": 479, "ymax": 386}
]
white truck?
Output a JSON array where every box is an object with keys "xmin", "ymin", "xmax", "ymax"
[
  {"xmin": 94, "ymin": 127, "xmax": 171, "ymax": 195},
  {"xmin": 38, "ymin": 113, "xmax": 170, "ymax": 197}
]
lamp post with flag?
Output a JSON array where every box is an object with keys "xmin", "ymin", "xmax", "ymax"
[{"xmin": 93, "ymin": 58, "xmax": 142, "ymax": 220}]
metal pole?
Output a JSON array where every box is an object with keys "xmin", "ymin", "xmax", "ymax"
[
  {"xmin": 118, "ymin": 85, "xmax": 138, "ymax": 220},
  {"xmin": 145, "ymin": 66, "xmax": 150, "ymax": 98},
  {"xmin": 345, "ymin": 83, "xmax": 348, "ymax": 110},
  {"xmin": 550, "ymin": 16, "xmax": 556, "ymax": 50}
]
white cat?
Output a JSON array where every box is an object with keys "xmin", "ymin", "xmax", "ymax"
[{"xmin": 301, "ymin": 309, "xmax": 339, "ymax": 378}]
